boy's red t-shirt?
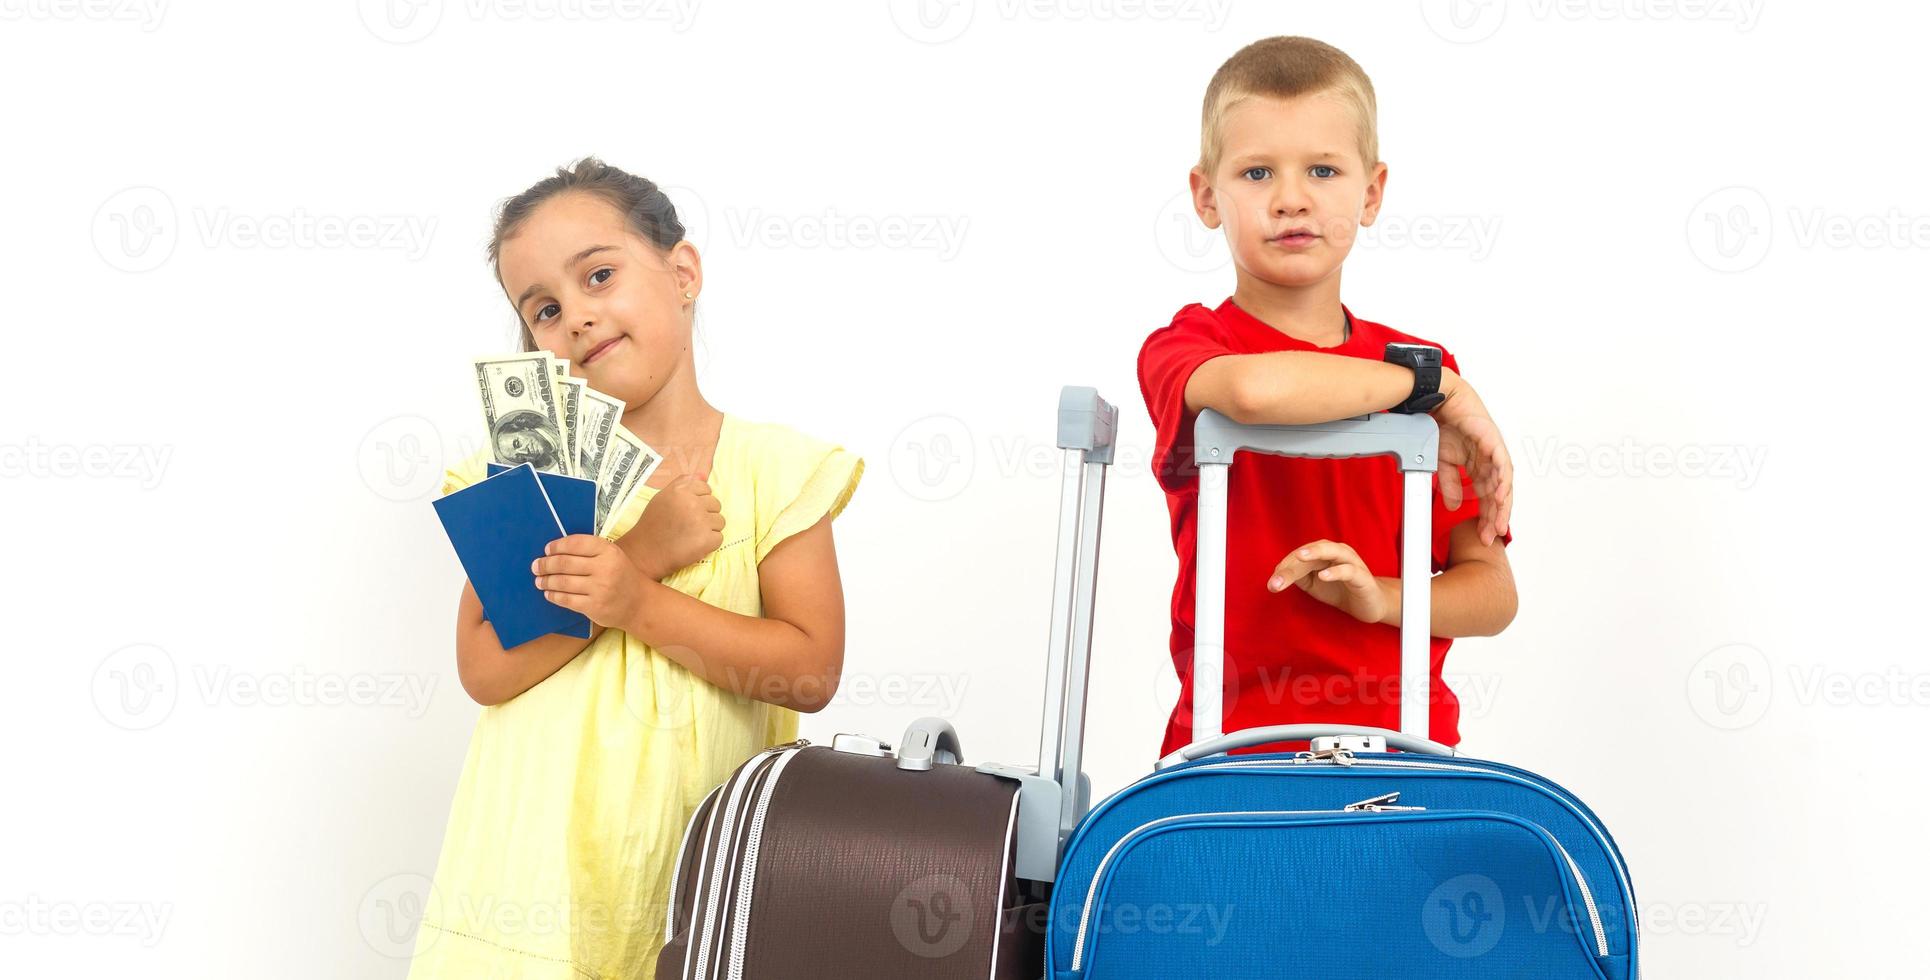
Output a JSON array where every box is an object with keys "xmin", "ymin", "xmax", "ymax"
[{"xmin": 1138, "ymin": 298, "xmax": 1506, "ymax": 758}]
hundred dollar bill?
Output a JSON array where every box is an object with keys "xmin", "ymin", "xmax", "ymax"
[
  {"xmin": 575, "ymin": 386, "xmax": 624, "ymax": 485},
  {"xmin": 474, "ymin": 352, "xmax": 568, "ymax": 475},
  {"xmin": 554, "ymin": 365, "xmax": 583, "ymax": 479},
  {"xmin": 594, "ymin": 425, "xmax": 663, "ymax": 536}
]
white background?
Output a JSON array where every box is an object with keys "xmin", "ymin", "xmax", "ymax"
[{"xmin": 2, "ymin": 0, "xmax": 1920, "ymax": 976}]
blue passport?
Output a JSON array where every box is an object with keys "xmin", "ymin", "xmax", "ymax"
[
  {"xmin": 432, "ymin": 463, "xmax": 592, "ymax": 649},
  {"xmin": 486, "ymin": 463, "xmax": 598, "ymax": 537}
]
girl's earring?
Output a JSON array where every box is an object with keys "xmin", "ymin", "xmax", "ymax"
[{"xmin": 683, "ymin": 292, "xmax": 694, "ymax": 300}]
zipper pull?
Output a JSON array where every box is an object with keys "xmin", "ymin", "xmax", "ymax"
[
  {"xmin": 1296, "ymin": 747, "xmax": 1357, "ymax": 766},
  {"xmin": 1343, "ymin": 792, "xmax": 1425, "ymax": 813}
]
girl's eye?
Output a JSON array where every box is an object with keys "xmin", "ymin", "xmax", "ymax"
[
  {"xmin": 534, "ymin": 302, "xmax": 560, "ymax": 323},
  {"xmin": 1242, "ymin": 166, "xmax": 1271, "ymax": 181},
  {"xmin": 589, "ymin": 267, "xmax": 613, "ymax": 286},
  {"xmin": 1311, "ymin": 164, "xmax": 1339, "ymax": 179}
]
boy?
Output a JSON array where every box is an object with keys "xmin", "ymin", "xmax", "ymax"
[{"xmin": 1140, "ymin": 36, "xmax": 1518, "ymax": 757}]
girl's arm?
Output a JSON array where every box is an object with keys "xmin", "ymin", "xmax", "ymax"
[
  {"xmin": 455, "ymin": 581, "xmax": 604, "ymax": 705},
  {"xmin": 532, "ymin": 515, "xmax": 846, "ymax": 713}
]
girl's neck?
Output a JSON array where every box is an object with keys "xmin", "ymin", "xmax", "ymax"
[{"xmin": 621, "ymin": 369, "xmax": 723, "ymax": 484}]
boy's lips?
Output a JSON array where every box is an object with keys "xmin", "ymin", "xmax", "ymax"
[
  {"xmin": 1269, "ymin": 230, "xmax": 1321, "ymax": 248},
  {"xmin": 582, "ymin": 335, "xmax": 625, "ymax": 365}
]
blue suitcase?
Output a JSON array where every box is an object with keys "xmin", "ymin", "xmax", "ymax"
[{"xmin": 1039, "ymin": 399, "xmax": 1641, "ymax": 979}]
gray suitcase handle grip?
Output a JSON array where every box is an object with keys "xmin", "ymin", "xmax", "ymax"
[
  {"xmin": 896, "ymin": 717, "xmax": 963, "ymax": 771},
  {"xmin": 1190, "ymin": 410, "xmax": 1442, "ymax": 750},
  {"xmin": 1154, "ymin": 724, "xmax": 1455, "ymax": 770}
]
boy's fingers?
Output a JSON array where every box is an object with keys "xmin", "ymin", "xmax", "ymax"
[
  {"xmin": 1440, "ymin": 470, "xmax": 1464, "ymax": 510},
  {"xmin": 704, "ymin": 496, "xmax": 722, "ymax": 513}
]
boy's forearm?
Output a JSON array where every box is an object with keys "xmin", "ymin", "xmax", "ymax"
[
  {"xmin": 620, "ymin": 581, "xmax": 841, "ymax": 713},
  {"xmin": 455, "ymin": 581, "xmax": 604, "ymax": 705},
  {"xmin": 1189, "ymin": 351, "xmax": 1443, "ymax": 425},
  {"xmin": 1374, "ymin": 560, "xmax": 1518, "ymax": 638}
]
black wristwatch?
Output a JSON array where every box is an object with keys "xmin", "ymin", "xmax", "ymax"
[{"xmin": 1383, "ymin": 343, "xmax": 1446, "ymax": 414}]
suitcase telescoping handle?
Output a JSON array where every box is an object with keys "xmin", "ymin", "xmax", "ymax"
[
  {"xmin": 977, "ymin": 386, "xmax": 1115, "ymax": 885},
  {"xmin": 1168, "ymin": 409, "xmax": 1455, "ymax": 767}
]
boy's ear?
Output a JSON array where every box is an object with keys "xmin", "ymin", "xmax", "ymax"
[
  {"xmin": 1358, "ymin": 161, "xmax": 1390, "ymax": 228},
  {"xmin": 1189, "ymin": 167, "xmax": 1222, "ymax": 230}
]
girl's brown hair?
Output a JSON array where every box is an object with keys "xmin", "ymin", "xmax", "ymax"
[{"xmin": 487, "ymin": 156, "xmax": 687, "ymax": 353}]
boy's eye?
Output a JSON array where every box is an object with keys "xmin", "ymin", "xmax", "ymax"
[
  {"xmin": 1311, "ymin": 164, "xmax": 1339, "ymax": 179},
  {"xmin": 589, "ymin": 267, "xmax": 613, "ymax": 286},
  {"xmin": 1241, "ymin": 166, "xmax": 1271, "ymax": 181}
]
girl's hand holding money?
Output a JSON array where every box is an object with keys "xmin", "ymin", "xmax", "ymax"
[
  {"xmin": 615, "ymin": 473, "xmax": 725, "ymax": 580},
  {"xmin": 533, "ymin": 536, "xmax": 653, "ymax": 631}
]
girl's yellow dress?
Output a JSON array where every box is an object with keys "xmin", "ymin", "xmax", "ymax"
[{"xmin": 408, "ymin": 414, "xmax": 862, "ymax": 980}]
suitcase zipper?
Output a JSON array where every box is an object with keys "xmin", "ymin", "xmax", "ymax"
[
  {"xmin": 686, "ymin": 740, "xmax": 808, "ymax": 979},
  {"xmin": 1189, "ymin": 753, "xmax": 1637, "ymax": 960},
  {"xmin": 724, "ymin": 747, "xmax": 805, "ymax": 980},
  {"xmin": 1068, "ymin": 806, "xmax": 1608, "ymax": 972},
  {"xmin": 1069, "ymin": 800, "xmax": 1402, "ymax": 971}
]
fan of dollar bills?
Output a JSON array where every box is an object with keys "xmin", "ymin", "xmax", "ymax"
[{"xmin": 473, "ymin": 352, "xmax": 663, "ymax": 536}]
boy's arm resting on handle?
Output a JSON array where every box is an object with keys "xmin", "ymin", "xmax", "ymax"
[
  {"xmin": 454, "ymin": 580, "xmax": 605, "ymax": 706},
  {"xmin": 1186, "ymin": 353, "xmax": 1512, "ymax": 544}
]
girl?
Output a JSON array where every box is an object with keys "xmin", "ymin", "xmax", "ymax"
[{"xmin": 408, "ymin": 158, "xmax": 863, "ymax": 978}]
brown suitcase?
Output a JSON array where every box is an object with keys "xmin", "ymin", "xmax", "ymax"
[{"xmin": 656, "ymin": 388, "xmax": 1118, "ymax": 980}]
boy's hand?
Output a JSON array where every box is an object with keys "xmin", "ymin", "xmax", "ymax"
[
  {"xmin": 534, "ymin": 535, "xmax": 653, "ymax": 630},
  {"xmin": 615, "ymin": 474, "xmax": 724, "ymax": 580},
  {"xmin": 1433, "ymin": 369, "xmax": 1513, "ymax": 545},
  {"xmin": 1268, "ymin": 540, "xmax": 1390, "ymax": 625}
]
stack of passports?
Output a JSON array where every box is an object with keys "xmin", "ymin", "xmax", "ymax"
[{"xmin": 432, "ymin": 462, "xmax": 599, "ymax": 648}]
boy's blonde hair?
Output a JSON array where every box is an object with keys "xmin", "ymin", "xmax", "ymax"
[{"xmin": 1198, "ymin": 36, "xmax": 1379, "ymax": 177}]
